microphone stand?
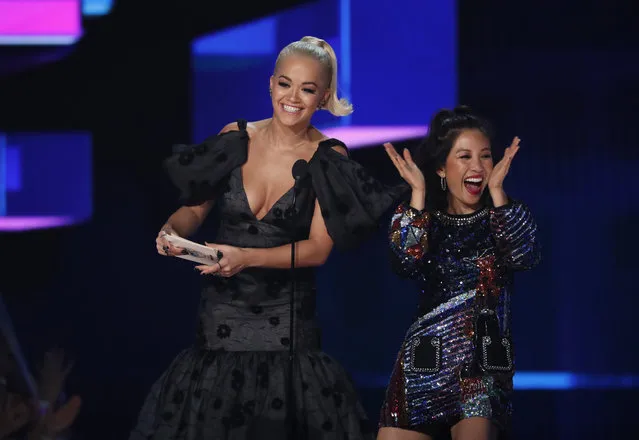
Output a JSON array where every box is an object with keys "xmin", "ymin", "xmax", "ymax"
[
  {"xmin": 287, "ymin": 215, "xmax": 297, "ymax": 440},
  {"xmin": 287, "ymin": 160, "xmax": 308, "ymax": 440}
]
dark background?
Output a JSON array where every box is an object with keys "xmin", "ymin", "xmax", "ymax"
[{"xmin": 0, "ymin": 1, "xmax": 637, "ymax": 439}]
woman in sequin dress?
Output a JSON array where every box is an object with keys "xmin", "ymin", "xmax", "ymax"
[
  {"xmin": 128, "ymin": 36, "xmax": 402, "ymax": 440},
  {"xmin": 377, "ymin": 106, "xmax": 541, "ymax": 440}
]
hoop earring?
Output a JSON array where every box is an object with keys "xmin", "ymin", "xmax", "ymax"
[{"xmin": 440, "ymin": 176, "xmax": 447, "ymax": 191}]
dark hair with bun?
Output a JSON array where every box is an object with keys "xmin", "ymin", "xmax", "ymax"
[{"xmin": 414, "ymin": 105, "xmax": 494, "ymax": 211}]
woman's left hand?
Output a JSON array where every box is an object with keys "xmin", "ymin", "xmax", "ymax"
[
  {"xmin": 488, "ymin": 136, "xmax": 520, "ymax": 191},
  {"xmin": 195, "ymin": 243, "xmax": 248, "ymax": 277}
]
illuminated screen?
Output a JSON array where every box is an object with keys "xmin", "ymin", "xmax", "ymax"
[
  {"xmin": 190, "ymin": 0, "xmax": 456, "ymax": 147},
  {"xmin": 82, "ymin": 0, "xmax": 112, "ymax": 16},
  {"xmin": 0, "ymin": 0, "xmax": 113, "ymax": 46},
  {"xmin": 0, "ymin": 132, "xmax": 93, "ymax": 231}
]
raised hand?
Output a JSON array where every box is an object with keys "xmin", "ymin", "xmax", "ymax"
[
  {"xmin": 383, "ymin": 143, "xmax": 425, "ymax": 192},
  {"xmin": 488, "ymin": 136, "xmax": 520, "ymax": 207},
  {"xmin": 488, "ymin": 136, "xmax": 520, "ymax": 191}
]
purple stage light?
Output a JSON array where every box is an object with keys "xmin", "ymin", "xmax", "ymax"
[
  {"xmin": 0, "ymin": 216, "xmax": 75, "ymax": 232},
  {"xmin": 0, "ymin": 216, "xmax": 76, "ymax": 232},
  {"xmin": 321, "ymin": 125, "xmax": 428, "ymax": 149}
]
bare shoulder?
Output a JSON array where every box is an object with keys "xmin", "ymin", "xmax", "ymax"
[
  {"xmin": 317, "ymin": 134, "xmax": 348, "ymax": 156},
  {"xmin": 218, "ymin": 121, "xmax": 239, "ymax": 134},
  {"xmin": 244, "ymin": 119, "xmax": 272, "ymax": 138},
  {"xmin": 308, "ymin": 126, "xmax": 348, "ymax": 156},
  {"xmin": 328, "ymin": 143, "xmax": 348, "ymax": 156},
  {"xmin": 217, "ymin": 119, "xmax": 267, "ymax": 135},
  {"xmin": 251, "ymin": 119, "xmax": 271, "ymax": 130}
]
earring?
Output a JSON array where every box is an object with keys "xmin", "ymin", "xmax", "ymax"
[
  {"xmin": 440, "ymin": 176, "xmax": 447, "ymax": 191},
  {"xmin": 269, "ymin": 88, "xmax": 272, "ymax": 96}
]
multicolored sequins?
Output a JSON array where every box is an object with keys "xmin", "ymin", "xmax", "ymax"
[{"xmin": 379, "ymin": 201, "xmax": 540, "ymax": 435}]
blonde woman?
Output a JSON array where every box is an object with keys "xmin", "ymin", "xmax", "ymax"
[{"xmin": 130, "ymin": 36, "xmax": 402, "ymax": 440}]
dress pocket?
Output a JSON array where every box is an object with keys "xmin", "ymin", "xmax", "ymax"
[
  {"xmin": 479, "ymin": 335, "xmax": 513, "ymax": 373},
  {"xmin": 408, "ymin": 335, "xmax": 442, "ymax": 373},
  {"xmin": 474, "ymin": 309, "xmax": 514, "ymax": 374}
]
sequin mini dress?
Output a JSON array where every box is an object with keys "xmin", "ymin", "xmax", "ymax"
[{"xmin": 378, "ymin": 201, "xmax": 541, "ymax": 438}]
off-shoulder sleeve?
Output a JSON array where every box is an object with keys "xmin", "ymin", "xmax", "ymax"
[
  {"xmin": 163, "ymin": 121, "xmax": 249, "ymax": 206},
  {"xmin": 388, "ymin": 202, "xmax": 429, "ymax": 279},
  {"xmin": 490, "ymin": 200, "xmax": 541, "ymax": 270},
  {"xmin": 308, "ymin": 139, "xmax": 408, "ymax": 251}
]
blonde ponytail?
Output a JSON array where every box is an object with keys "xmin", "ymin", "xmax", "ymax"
[{"xmin": 275, "ymin": 36, "xmax": 353, "ymax": 117}]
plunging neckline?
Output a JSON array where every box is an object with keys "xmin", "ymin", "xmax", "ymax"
[
  {"xmin": 238, "ymin": 167, "xmax": 296, "ymax": 222},
  {"xmin": 238, "ymin": 145, "xmax": 323, "ymax": 222},
  {"xmin": 236, "ymin": 132, "xmax": 346, "ymax": 222}
]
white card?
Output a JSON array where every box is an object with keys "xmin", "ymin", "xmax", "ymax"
[{"xmin": 164, "ymin": 234, "xmax": 221, "ymax": 266}]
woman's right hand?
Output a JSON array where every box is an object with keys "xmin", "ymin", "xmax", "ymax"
[
  {"xmin": 156, "ymin": 227, "xmax": 184, "ymax": 257},
  {"xmin": 383, "ymin": 142, "xmax": 425, "ymax": 192}
]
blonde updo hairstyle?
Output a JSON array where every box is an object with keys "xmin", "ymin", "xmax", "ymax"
[{"xmin": 274, "ymin": 36, "xmax": 353, "ymax": 117}]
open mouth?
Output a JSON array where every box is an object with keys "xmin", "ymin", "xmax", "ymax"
[
  {"xmin": 282, "ymin": 104, "xmax": 302, "ymax": 113},
  {"xmin": 463, "ymin": 176, "xmax": 483, "ymax": 196}
]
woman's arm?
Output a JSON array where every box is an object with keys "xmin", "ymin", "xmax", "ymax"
[
  {"xmin": 242, "ymin": 144, "xmax": 350, "ymax": 269},
  {"xmin": 162, "ymin": 120, "xmax": 239, "ymax": 238},
  {"xmin": 196, "ymin": 201, "xmax": 336, "ymax": 275},
  {"xmin": 244, "ymin": 199, "xmax": 334, "ymax": 269},
  {"xmin": 490, "ymin": 201, "xmax": 541, "ymax": 270},
  {"xmin": 161, "ymin": 122, "xmax": 240, "ymax": 239},
  {"xmin": 197, "ymin": 145, "xmax": 348, "ymax": 276},
  {"xmin": 157, "ymin": 202, "xmax": 214, "ymax": 257},
  {"xmin": 388, "ymin": 201, "xmax": 429, "ymax": 279},
  {"xmin": 382, "ymin": 142, "xmax": 428, "ymax": 279},
  {"xmin": 199, "ymin": 195, "xmax": 336, "ymax": 276},
  {"xmin": 162, "ymin": 202, "xmax": 213, "ymax": 238}
]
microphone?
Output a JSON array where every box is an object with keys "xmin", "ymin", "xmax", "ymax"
[
  {"xmin": 287, "ymin": 158, "xmax": 309, "ymax": 440},
  {"xmin": 292, "ymin": 159, "xmax": 309, "ymax": 185},
  {"xmin": 290, "ymin": 159, "xmax": 309, "ymax": 215}
]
